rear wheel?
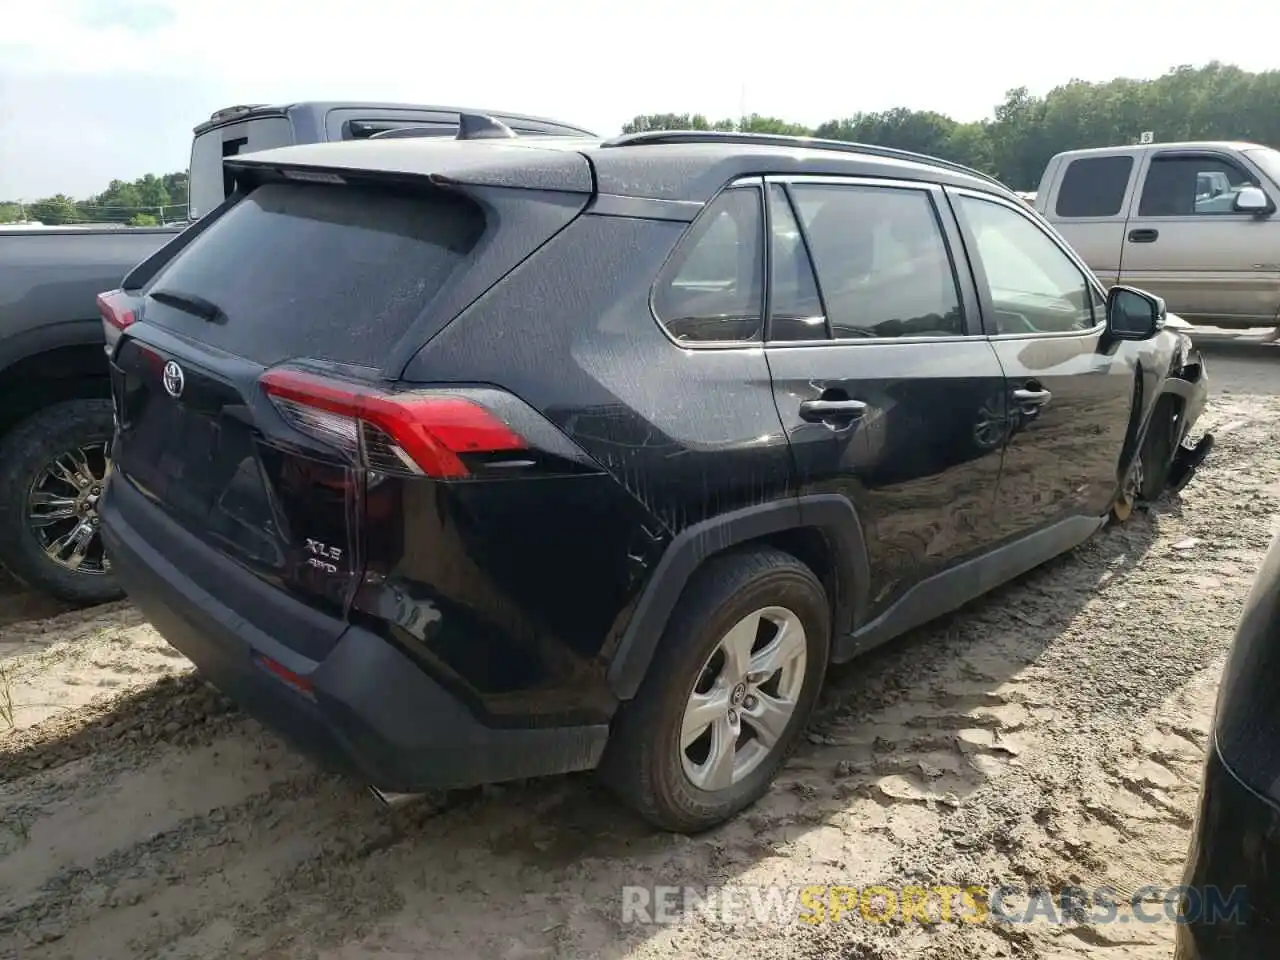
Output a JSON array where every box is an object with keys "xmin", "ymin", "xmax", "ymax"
[
  {"xmin": 600, "ymin": 547, "xmax": 830, "ymax": 833},
  {"xmin": 0, "ymin": 400, "xmax": 123, "ymax": 604}
]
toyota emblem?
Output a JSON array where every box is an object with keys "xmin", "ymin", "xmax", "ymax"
[{"xmin": 162, "ymin": 360, "xmax": 185, "ymax": 399}]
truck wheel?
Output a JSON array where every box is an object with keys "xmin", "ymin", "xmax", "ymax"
[
  {"xmin": 600, "ymin": 547, "xmax": 830, "ymax": 833},
  {"xmin": 0, "ymin": 399, "xmax": 123, "ymax": 605}
]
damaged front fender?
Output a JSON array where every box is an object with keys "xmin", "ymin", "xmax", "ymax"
[{"xmin": 1160, "ymin": 346, "xmax": 1213, "ymax": 494}]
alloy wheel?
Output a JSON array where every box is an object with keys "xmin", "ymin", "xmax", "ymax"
[
  {"xmin": 26, "ymin": 441, "xmax": 112, "ymax": 575},
  {"xmin": 680, "ymin": 605, "xmax": 808, "ymax": 791}
]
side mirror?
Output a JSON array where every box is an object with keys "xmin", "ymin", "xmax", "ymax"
[
  {"xmin": 1107, "ymin": 285, "xmax": 1166, "ymax": 340},
  {"xmin": 1234, "ymin": 185, "xmax": 1271, "ymax": 214}
]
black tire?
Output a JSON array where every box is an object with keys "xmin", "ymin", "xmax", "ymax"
[
  {"xmin": 600, "ymin": 547, "xmax": 830, "ymax": 833},
  {"xmin": 0, "ymin": 399, "xmax": 123, "ymax": 605},
  {"xmin": 1113, "ymin": 397, "xmax": 1179, "ymax": 522},
  {"xmin": 1138, "ymin": 397, "xmax": 1180, "ymax": 501}
]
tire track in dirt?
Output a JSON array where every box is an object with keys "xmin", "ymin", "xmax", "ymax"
[{"xmin": 0, "ymin": 394, "xmax": 1275, "ymax": 959}]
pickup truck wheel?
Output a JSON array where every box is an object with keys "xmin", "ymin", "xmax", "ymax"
[
  {"xmin": 599, "ymin": 547, "xmax": 830, "ymax": 833},
  {"xmin": 0, "ymin": 399, "xmax": 123, "ymax": 605}
]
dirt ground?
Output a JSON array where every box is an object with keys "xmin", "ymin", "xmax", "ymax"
[{"xmin": 2, "ymin": 333, "xmax": 1279, "ymax": 960}]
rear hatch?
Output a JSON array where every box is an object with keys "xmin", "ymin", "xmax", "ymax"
[{"xmin": 110, "ymin": 159, "xmax": 591, "ymax": 657}]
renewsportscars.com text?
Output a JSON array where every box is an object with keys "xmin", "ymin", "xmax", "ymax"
[{"xmin": 620, "ymin": 883, "xmax": 1248, "ymax": 927}]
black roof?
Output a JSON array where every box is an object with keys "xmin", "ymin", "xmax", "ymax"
[{"xmin": 227, "ymin": 128, "xmax": 1016, "ymax": 204}]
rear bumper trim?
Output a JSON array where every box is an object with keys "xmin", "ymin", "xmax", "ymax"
[{"xmin": 100, "ymin": 472, "xmax": 609, "ymax": 792}]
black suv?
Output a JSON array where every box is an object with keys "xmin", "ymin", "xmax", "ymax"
[{"xmin": 98, "ymin": 124, "xmax": 1211, "ymax": 833}]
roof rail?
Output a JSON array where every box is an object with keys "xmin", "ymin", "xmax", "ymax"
[
  {"xmin": 456, "ymin": 113, "xmax": 517, "ymax": 141},
  {"xmin": 601, "ymin": 130, "xmax": 1006, "ymax": 189}
]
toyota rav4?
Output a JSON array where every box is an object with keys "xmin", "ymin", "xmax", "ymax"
[{"xmin": 98, "ymin": 122, "xmax": 1212, "ymax": 833}]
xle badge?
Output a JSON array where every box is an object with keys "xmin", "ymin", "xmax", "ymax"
[{"xmin": 305, "ymin": 538, "xmax": 343, "ymax": 574}]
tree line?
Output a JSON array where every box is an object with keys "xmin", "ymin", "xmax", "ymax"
[
  {"xmin": 622, "ymin": 62, "xmax": 1280, "ymax": 189},
  {"xmin": 4, "ymin": 60, "xmax": 1278, "ymax": 225},
  {"xmin": 1, "ymin": 172, "xmax": 189, "ymax": 226}
]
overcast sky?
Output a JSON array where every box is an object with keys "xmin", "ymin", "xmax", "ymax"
[{"xmin": 1, "ymin": 0, "xmax": 1274, "ymax": 200}]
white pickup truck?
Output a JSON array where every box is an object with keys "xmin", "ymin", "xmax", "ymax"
[{"xmin": 1033, "ymin": 140, "xmax": 1280, "ymax": 331}]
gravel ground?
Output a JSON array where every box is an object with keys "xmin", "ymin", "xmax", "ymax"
[{"xmin": 1, "ymin": 334, "xmax": 1277, "ymax": 960}]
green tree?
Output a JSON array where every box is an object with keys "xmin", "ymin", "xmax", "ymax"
[
  {"xmin": 624, "ymin": 63, "xmax": 1280, "ymax": 190},
  {"xmin": 621, "ymin": 113, "xmax": 723, "ymax": 134},
  {"xmin": 737, "ymin": 113, "xmax": 811, "ymax": 136},
  {"xmin": 28, "ymin": 195, "xmax": 82, "ymax": 225}
]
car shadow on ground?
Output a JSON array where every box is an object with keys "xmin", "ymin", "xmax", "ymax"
[{"xmin": 0, "ymin": 498, "xmax": 1170, "ymax": 957}]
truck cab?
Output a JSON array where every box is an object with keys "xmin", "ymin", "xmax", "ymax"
[{"xmin": 1034, "ymin": 141, "xmax": 1280, "ymax": 329}]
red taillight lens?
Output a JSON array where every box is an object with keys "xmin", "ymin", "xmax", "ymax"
[
  {"xmin": 98, "ymin": 289, "xmax": 137, "ymax": 357},
  {"xmin": 97, "ymin": 289, "xmax": 136, "ymax": 331},
  {"xmin": 259, "ymin": 368, "xmax": 525, "ymax": 479}
]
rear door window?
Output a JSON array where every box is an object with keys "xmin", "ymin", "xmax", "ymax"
[
  {"xmin": 1054, "ymin": 155, "xmax": 1134, "ymax": 218},
  {"xmin": 142, "ymin": 182, "xmax": 485, "ymax": 366},
  {"xmin": 188, "ymin": 117, "xmax": 294, "ymax": 219},
  {"xmin": 790, "ymin": 183, "xmax": 965, "ymax": 339},
  {"xmin": 343, "ymin": 119, "xmax": 456, "ymax": 140}
]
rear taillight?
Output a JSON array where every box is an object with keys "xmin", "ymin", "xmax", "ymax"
[
  {"xmin": 97, "ymin": 289, "xmax": 137, "ymax": 355},
  {"xmin": 259, "ymin": 368, "xmax": 526, "ymax": 479}
]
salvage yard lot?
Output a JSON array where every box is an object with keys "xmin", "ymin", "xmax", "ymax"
[{"xmin": 2, "ymin": 335, "xmax": 1278, "ymax": 960}]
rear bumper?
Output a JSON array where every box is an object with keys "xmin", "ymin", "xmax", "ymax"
[
  {"xmin": 100, "ymin": 471, "xmax": 608, "ymax": 792},
  {"xmin": 1175, "ymin": 741, "xmax": 1280, "ymax": 959}
]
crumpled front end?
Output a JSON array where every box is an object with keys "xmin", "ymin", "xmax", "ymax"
[{"xmin": 1162, "ymin": 322, "xmax": 1213, "ymax": 494}]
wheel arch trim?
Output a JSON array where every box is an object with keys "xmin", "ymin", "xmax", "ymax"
[{"xmin": 605, "ymin": 494, "xmax": 870, "ymax": 701}]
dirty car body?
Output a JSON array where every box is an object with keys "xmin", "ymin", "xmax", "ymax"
[{"xmin": 99, "ymin": 128, "xmax": 1211, "ymax": 832}]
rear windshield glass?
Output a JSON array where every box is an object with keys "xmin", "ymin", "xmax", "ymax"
[{"xmin": 144, "ymin": 181, "xmax": 484, "ymax": 367}]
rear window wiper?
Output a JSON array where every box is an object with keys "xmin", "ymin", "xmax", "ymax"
[{"xmin": 149, "ymin": 288, "xmax": 227, "ymax": 324}]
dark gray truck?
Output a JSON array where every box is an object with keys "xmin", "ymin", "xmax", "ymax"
[{"xmin": 0, "ymin": 102, "xmax": 595, "ymax": 603}]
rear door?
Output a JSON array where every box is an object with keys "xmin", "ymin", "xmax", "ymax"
[
  {"xmin": 762, "ymin": 175, "xmax": 1008, "ymax": 618},
  {"xmin": 1119, "ymin": 148, "xmax": 1280, "ymax": 323},
  {"xmin": 1039, "ymin": 151, "xmax": 1138, "ymax": 287},
  {"xmin": 110, "ymin": 178, "xmax": 499, "ymax": 655},
  {"xmin": 949, "ymin": 187, "xmax": 1132, "ymax": 539}
]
